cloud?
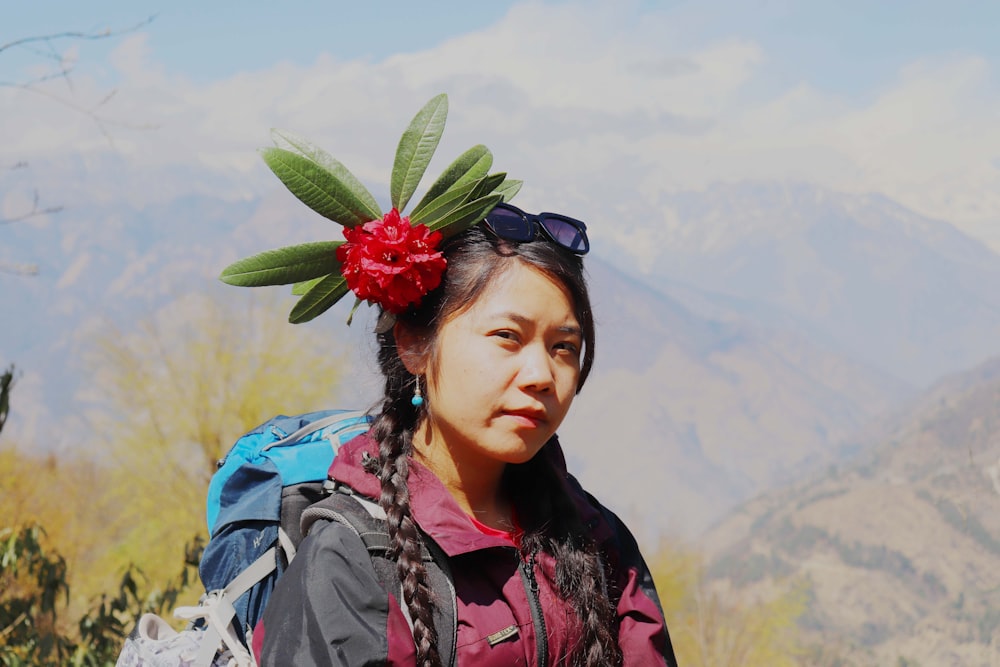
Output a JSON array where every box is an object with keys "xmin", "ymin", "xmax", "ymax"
[
  {"xmin": 55, "ymin": 251, "xmax": 90, "ymax": 289},
  {"xmin": 108, "ymin": 32, "xmax": 154, "ymax": 80},
  {"xmin": 4, "ymin": 1, "xmax": 1000, "ymax": 254}
]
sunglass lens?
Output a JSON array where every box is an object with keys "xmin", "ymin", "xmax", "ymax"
[
  {"xmin": 543, "ymin": 218, "xmax": 589, "ymax": 254},
  {"xmin": 486, "ymin": 208, "xmax": 534, "ymax": 242}
]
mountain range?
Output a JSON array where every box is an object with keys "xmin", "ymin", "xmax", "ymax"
[
  {"xmin": 600, "ymin": 182, "xmax": 1000, "ymax": 387},
  {"xmin": 5, "ymin": 176, "xmax": 1000, "ymax": 539}
]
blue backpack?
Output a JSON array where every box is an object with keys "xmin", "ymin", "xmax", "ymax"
[
  {"xmin": 117, "ymin": 410, "xmax": 373, "ymax": 667},
  {"xmin": 117, "ymin": 409, "xmax": 458, "ymax": 667},
  {"xmin": 199, "ymin": 410, "xmax": 374, "ymax": 643}
]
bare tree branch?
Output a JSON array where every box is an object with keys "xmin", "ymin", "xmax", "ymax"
[
  {"xmin": 1, "ymin": 166, "xmax": 65, "ymax": 227},
  {"xmin": 0, "ymin": 15, "xmax": 160, "ymax": 143},
  {"xmin": 0, "ymin": 16, "xmax": 155, "ymax": 100},
  {"xmin": 0, "ymin": 260, "xmax": 39, "ymax": 276},
  {"xmin": 0, "ymin": 203, "xmax": 65, "ymax": 225},
  {"xmin": 0, "ymin": 16, "xmax": 157, "ymax": 56},
  {"xmin": 2, "ymin": 16, "xmax": 158, "ymax": 275},
  {"xmin": 5, "ymin": 81, "xmax": 158, "ymax": 143}
]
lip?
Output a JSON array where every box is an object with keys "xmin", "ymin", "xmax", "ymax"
[{"xmin": 503, "ymin": 409, "xmax": 547, "ymax": 428}]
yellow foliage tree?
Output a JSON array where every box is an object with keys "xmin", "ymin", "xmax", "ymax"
[
  {"xmin": 0, "ymin": 446, "xmax": 119, "ymax": 617},
  {"xmin": 649, "ymin": 540, "xmax": 809, "ymax": 667},
  {"xmin": 78, "ymin": 291, "xmax": 351, "ymax": 594}
]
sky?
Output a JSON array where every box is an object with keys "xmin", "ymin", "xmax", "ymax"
[{"xmin": 3, "ymin": 0, "xmax": 1000, "ymax": 256}]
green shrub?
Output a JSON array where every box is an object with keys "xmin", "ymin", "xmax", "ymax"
[{"xmin": 0, "ymin": 524, "xmax": 201, "ymax": 667}]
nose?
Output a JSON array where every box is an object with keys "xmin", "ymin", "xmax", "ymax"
[{"xmin": 517, "ymin": 344, "xmax": 556, "ymax": 393}]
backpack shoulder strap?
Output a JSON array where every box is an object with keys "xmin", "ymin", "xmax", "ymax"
[{"xmin": 301, "ymin": 487, "xmax": 457, "ymax": 667}]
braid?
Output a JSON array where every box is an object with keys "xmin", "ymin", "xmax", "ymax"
[
  {"xmin": 510, "ymin": 452, "xmax": 623, "ymax": 667},
  {"xmin": 369, "ymin": 342, "xmax": 442, "ymax": 667}
]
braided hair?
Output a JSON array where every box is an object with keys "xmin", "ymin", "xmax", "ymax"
[{"xmin": 366, "ymin": 224, "xmax": 622, "ymax": 666}]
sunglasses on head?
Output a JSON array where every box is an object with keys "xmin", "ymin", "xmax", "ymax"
[{"xmin": 483, "ymin": 203, "xmax": 590, "ymax": 255}]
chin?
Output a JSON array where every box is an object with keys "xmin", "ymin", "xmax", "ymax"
[{"xmin": 498, "ymin": 439, "xmax": 550, "ymax": 465}]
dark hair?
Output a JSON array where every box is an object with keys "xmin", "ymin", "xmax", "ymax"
[{"xmin": 367, "ymin": 224, "xmax": 621, "ymax": 667}]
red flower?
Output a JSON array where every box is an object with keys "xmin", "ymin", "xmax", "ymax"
[{"xmin": 337, "ymin": 209, "xmax": 446, "ymax": 313}]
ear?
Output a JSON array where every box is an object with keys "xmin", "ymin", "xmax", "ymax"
[{"xmin": 393, "ymin": 321, "xmax": 428, "ymax": 376}]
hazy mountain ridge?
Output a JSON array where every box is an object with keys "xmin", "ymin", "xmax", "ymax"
[
  {"xmin": 605, "ymin": 181, "xmax": 1000, "ymax": 386},
  {"xmin": 701, "ymin": 356, "xmax": 1000, "ymax": 665},
  {"xmin": 1, "ymin": 189, "xmax": 305, "ymax": 444},
  {"xmin": 559, "ymin": 258, "xmax": 912, "ymax": 535}
]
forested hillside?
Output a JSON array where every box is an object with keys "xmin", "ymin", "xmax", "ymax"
[{"xmin": 702, "ymin": 357, "xmax": 1000, "ymax": 665}]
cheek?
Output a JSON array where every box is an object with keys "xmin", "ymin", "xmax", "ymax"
[
  {"xmin": 449, "ymin": 338, "xmax": 503, "ymax": 383},
  {"xmin": 430, "ymin": 347, "xmax": 493, "ymax": 401},
  {"xmin": 556, "ymin": 363, "xmax": 581, "ymax": 395}
]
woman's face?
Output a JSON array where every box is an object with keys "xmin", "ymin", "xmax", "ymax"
[{"xmin": 416, "ymin": 260, "xmax": 583, "ymax": 470}]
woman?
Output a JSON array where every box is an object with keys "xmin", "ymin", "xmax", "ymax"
[{"xmin": 222, "ymin": 96, "xmax": 676, "ymax": 666}]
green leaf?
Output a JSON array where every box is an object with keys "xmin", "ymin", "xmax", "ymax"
[
  {"xmin": 289, "ymin": 272, "xmax": 351, "ymax": 324},
  {"xmin": 429, "ymin": 193, "xmax": 503, "ymax": 239},
  {"xmin": 493, "ymin": 179, "xmax": 523, "ymax": 202},
  {"xmin": 391, "ymin": 94, "xmax": 448, "ymax": 212},
  {"xmin": 270, "ymin": 128, "xmax": 325, "ymax": 156},
  {"xmin": 345, "ymin": 297, "xmax": 365, "ymax": 326},
  {"xmin": 261, "ymin": 148, "xmax": 381, "ymax": 227},
  {"xmin": 410, "ymin": 174, "xmax": 504, "ymax": 226},
  {"xmin": 409, "ymin": 178, "xmax": 481, "ymax": 225},
  {"xmin": 470, "ymin": 172, "xmax": 507, "ymax": 199},
  {"xmin": 271, "ymin": 129, "xmax": 382, "ymax": 219},
  {"xmin": 411, "ymin": 173, "xmax": 506, "ymax": 227},
  {"xmin": 292, "ymin": 276, "xmax": 325, "ymax": 295},
  {"xmin": 410, "ymin": 144, "xmax": 492, "ymax": 217},
  {"xmin": 219, "ymin": 242, "xmax": 342, "ymax": 286}
]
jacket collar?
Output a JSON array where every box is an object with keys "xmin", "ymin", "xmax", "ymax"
[{"xmin": 329, "ymin": 433, "xmax": 612, "ymax": 557}]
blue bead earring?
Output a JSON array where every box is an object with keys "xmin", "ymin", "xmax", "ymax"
[{"xmin": 411, "ymin": 378, "xmax": 425, "ymax": 408}]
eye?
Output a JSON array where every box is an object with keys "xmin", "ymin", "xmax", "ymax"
[
  {"xmin": 491, "ymin": 329, "xmax": 521, "ymax": 343},
  {"xmin": 554, "ymin": 340, "xmax": 580, "ymax": 356}
]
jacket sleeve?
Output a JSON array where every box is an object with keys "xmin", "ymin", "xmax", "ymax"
[
  {"xmin": 255, "ymin": 519, "xmax": 417, "ymax": 666},
  {"xmin": 604, "ymin": 509, "xmax": 679, "ymax": 667}
]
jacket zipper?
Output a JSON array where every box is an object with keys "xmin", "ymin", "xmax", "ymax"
[{"xmin": 518, "ymin": 551, "xmax": 548, "ymax": 666}]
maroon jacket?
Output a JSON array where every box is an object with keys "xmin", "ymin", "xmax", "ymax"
[{"xmin": 255, "ymin": 435, "xmax": 676, "ymax": 666}]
